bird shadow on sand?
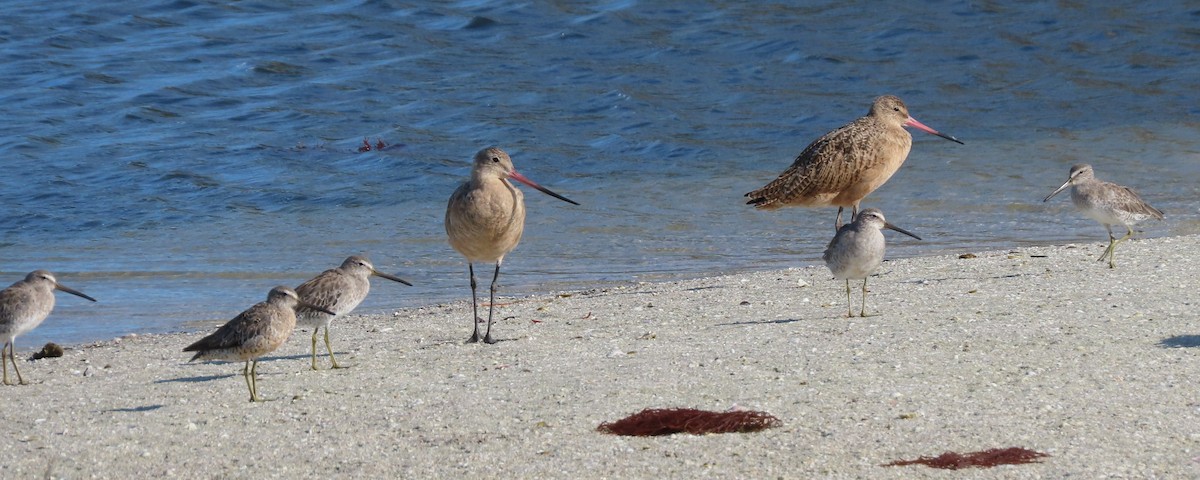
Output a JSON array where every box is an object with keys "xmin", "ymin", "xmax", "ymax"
[
  {"xmin": 155, "ymin": 373, "xmax": 234, "ymax": 384},
  {"xmin": 104, "ymin": 404, "xmax": 165, "ymax": 413},
  {"xmin": 417, "ymin": 337, "xmax": 520, "ymax": 349},
  {"xmin": 897, "ymin": 272, "xmax": 1037, "ymax": 285},
  {"xmin": 1158, "ymin": 335, "xmax": 1200, "ymax": 348},
  {"xmin": 418, "ymin": 339, "xmax": 467, "ymax": 350},
  {"xmin": 717, "ymin": 318, "xmax": 806, "ymax": 326},
  {"xmin": 260, "ymin": 352, "xmax": 322, "ymax": 362}
]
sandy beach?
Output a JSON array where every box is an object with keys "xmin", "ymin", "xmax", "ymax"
[{"xmin": 1, "ymin": 235, "xmax": 1198, "ymax": 478}]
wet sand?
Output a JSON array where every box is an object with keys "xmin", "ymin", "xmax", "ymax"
[{"xmin": 2, "ymin": 235, "xmax": 1197, "ymax": 478}]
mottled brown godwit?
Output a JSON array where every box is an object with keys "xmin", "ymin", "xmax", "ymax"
[
  {"xmin": 445, "ymin": 147, "xmax": 579, "ymax": 344},
  {"xmin": 745, "ymin": 95, "xmax": 963, "ymax": 229},
  {"xmin": 1043, "ymin": 163, "xmax": 1163, "ymax": 268},
  {"xmin": 822, "ymin": 208, "xmax": 920, "ymax": 317},
  {"xmin": 0, "ymin": 270, "xmax": 96, "ymax": 385},
  {"xmin": 184, "ymin": 286, "xmax": 335, "ymax": 402},
  {"xmin": 295, "ymin": 255, "xmax": 412, "ymax": 370}
]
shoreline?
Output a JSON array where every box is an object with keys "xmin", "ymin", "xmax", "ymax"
[
  {"xmin": 2, "ymin": 235, "xmax": 1198, "ymax": 478},
  {"xmin": 18, "ymin": 230, "xmax": 1177, "ymax": 352}
]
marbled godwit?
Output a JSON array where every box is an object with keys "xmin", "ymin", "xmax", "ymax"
[
  {"xmin": 0, "ymin": 270, "xmax": 96, "ymax": 385},
  {"xmin": 295, "ymin": 255, "xmax": 412, "ymax": 370},
  {"xmin": 745, "ymin": 95, "xmax": 963, "ymax": 229},
  {"xmin": 445, "ymin": 147, "xmax": 579, "ymax": 344},
  {"xmin": 822, "ymin": 208, "xmax": 920, "ymax": 317},
  {"xmin": 184, "ymin": 286, "xmax": 335, "ymax": 402},
  {"xmin": 1043, "ymin": 163, "xmax": 1164, "ymax": 268}
]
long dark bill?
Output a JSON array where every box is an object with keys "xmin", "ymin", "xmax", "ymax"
[
  {"xmin": 55, "ymin": 283, "xmax": 97, "ymax": 302},
  {"xmin": 509, "ymin": 171, "xmax": 581, "ymax": 206},
  {"xmin": 372, "ymin": 270, "xmax": 414, "ymax": 286},
  {"xmin": 884, "ymin": 222, "xmax": 922, "ymax": 241},
  {"xmin": 1043, "ymin": 181, "xmax": 1071, "ymax": 202}
]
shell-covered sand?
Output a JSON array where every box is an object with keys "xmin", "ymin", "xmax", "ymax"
[{"xmin": 2, "ymin": 236, "xmax": 1197, "ymax": 478}]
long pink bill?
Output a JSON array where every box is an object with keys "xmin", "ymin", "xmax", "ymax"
[
  {"xmin": 509, "ymin": 171, "xmax": 580, "ymax": 206},
  {"xmin": 904, "ymin": 117, "xmax": 964, "ymax": 145}
]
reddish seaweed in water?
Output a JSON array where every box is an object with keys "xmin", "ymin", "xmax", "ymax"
[
  {"xmin": 356, "ymin": 138, "xmax": 401, "ymax": 152},
  {"xmin": 884, "ymin": 447, "xmax": 1049, "ymax": 470},
  {"xmin": 597, "ymin": 407, "xmax": 780, "ymax": 436}
]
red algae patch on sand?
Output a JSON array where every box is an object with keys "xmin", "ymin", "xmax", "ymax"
[
  {"xmin": 597, "ymin": 407, "xmax": 781, "ymax": 436},
  {"xmin": 884, "ymin": 447, "xmax": 1049, "ymax": 470}
]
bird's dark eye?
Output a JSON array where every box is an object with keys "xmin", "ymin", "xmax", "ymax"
[
  {"xmin": 893, "ymin": 107, "xmax": 900, "ymax": 112},
  {"xmin": 491, "ymin": 156, "xmax": 501, "ymax": 163}
]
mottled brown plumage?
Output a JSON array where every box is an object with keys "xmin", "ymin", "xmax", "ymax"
[
  {"xmin": 0, "ymin": 270, "xmax": 95, "ymax": 385},
  {"xmin": 184, "ymin": 286, "xmax": 334, "ymax": 402},
  {"xmin": 295, "ymin": 255, "xmax": 411, "ymax": 370},
  {"xmin": 745, "ymin": 95, "xmax": 963, "ymax": 229},
  {"xmin": 445, "ymin": 147, "xmax": 578, "ymax": 344}
]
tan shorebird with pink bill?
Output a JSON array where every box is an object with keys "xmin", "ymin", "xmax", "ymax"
[
  {"xmin": 445, "ymin": 147, "xmax": 579, "ymax": 344},
  {"xmin": 745, "ymin": 95, "xmax": 963, "ymax": 229}
]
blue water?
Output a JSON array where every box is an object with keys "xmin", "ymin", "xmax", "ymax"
[{"xmin": 2, "ymin": 1, "xmax": 1198, "ymax": 348}]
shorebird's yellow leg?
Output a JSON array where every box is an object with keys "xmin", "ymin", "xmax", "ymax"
[
  {"xmin": 250, "ymin": 360, "xmax": 262, "ymax": 402},
  {"xmin": 8, "ymin": 341, "xmax": 26, "ymax": 385},
  {"xmin": 324, "ymin": 327, "xmax": 342, "ymax": 369},
  {"xmin": 844, "ymin": 279, "xmax": 853, "ymax": 318},
  {"xmin": 1098, "ymin": 225, "xmax": 1133, "ymax": 268},
  {"xmin": 244, "ymin": 361, "xmax": 263, "ymax": 402},
  {"xmin": 310, "ymin": 329, "xmax": 320, "ymax": 370},
  {"xmin": 243, "ymin": 361, "xmax": 253, "ymax": 402},
  {"xmin": 2, "ymin": 342, "xmax": 10, "ymax": 385},
  {"xmin": 1109, "ymin": 225, "xmax": 1134, "ymax": 269},
  {"xmin": 860, "ymin": 278, "xmax": 870, "ymax": 318}
]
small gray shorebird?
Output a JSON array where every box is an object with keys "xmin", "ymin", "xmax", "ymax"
[
  {"xmin": 0, "ymin": 270, "xmax": 96, "ymax": 385},
  {"xmin": 1043, "ymin": 163, "xmax": 1164, "ymax": 268},
  {"xmin": 184, "ymin": 286, "xmax": 335, "ymax": 402},
  {"xmin": 822, "ymin": 208, "xmax": 921, "ymax": 317},
  {"xmin": 745, "ymin": 95, "xmax": 963, "ymax": 230},
  {"xmin": 445, "ymin": 147, "xmax": 579, "ymax": 344},
  {"xmin": 295, "ymin": 255, "xmax": 412, "ymax": 370}
]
